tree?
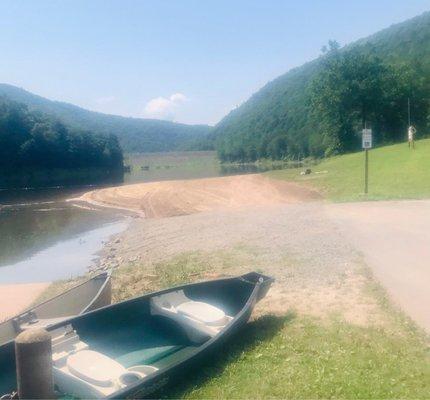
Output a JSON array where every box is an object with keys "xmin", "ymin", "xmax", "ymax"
[{"xmin": 309, "ymin": 44, "xmax": 428, "ymax": 155}]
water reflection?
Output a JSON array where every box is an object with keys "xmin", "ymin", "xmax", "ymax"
[
  {"xmin": 0, "ymin": 201, "xmax": 122, "ymax": 268},
  {"xmin": 0, "ymin": 221, "xmax": 127, "ymax": 283},
  {"xmin": 0, "ymin": 179, "xmax": 127, "ymax": 269}
]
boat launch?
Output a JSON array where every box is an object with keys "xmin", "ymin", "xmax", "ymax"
[{"xmin": 0, "ymin": 272, "xmax": 273, "ymax": 399}]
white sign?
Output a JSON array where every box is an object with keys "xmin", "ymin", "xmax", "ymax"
[{"xmin": 362, "ymin": 129, "xmax": 372, "ymax": 149}]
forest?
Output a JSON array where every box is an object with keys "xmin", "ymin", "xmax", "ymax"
[
  {"xmin": 214, "ymin": 12, "xmax": 430, "ymax": 162},
  {"xmin": 0, "ymin": 98, "xmax": 123, "ymax": 172},
  {"xmin": 0, "ymin": 84, "xmax": 212, "ymax": 154}
]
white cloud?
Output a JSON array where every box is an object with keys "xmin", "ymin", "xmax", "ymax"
[{"xmin": 143, "ymin": 93, "xmax": 188, "ymax": 120}]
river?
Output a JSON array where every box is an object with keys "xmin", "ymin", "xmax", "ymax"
[{"xmin": 0, "ymin": 151, "xmax": 292, "ymax": 284}]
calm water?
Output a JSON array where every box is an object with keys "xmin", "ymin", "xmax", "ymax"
[
  {"xmin": 123, "ymin": 151, "xmax": 287, "ymax": 184},
  {"xmin": 0, "ymin": 151, "xmax": 291, "ymax": 284},
  {"xmin": 0, "ymin": 186, "xmax": 127, "ymax": 283}
]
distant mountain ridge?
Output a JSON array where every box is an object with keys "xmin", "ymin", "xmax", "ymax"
[
  {"xmin": 213, "ymin": 11, "xmax": 430, "ymax": 161},
  {"xmin": 0, "ymin": 84, "xmax": 213, "ymax": 153}
]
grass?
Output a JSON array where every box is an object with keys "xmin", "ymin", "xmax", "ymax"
[
  {"xmin": 267, "ymin": 138, "xmax": 430, "ymax": 202},
  {"xmin": 155, "ymin": 261, "xmax": 430, "ymax": 399},
  {"xmin": 38, "ymin": 245, "xmax": 430, "ymax": 398},
  {"xmin": 111, "ymin": 250, "xmax": 429, "ymax": 399},
  {"xmin": 160, "ymin": 315, "xmax": 429, "ymax": 399},
  {"xmin": 111, "ymin": 246, "xmax": 258, "ymax": 302}
]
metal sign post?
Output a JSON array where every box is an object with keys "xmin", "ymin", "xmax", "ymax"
[{"xmin": 362, "ymin": 128, "xmax": 372, "ymax": 194}]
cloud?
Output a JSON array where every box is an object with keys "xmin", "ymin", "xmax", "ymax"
[
  {"xmin": 95, "ymin": 96, "xmax": 116, "ymax": 105},
  {"xmin": 143, "ymin": 93, "xmax": 188, "ymax": 120}
]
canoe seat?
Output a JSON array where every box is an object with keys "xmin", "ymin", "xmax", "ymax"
[
  {"xmin": 51, "ymin": 325, "xmax": 89, "ymax": 366},
  {"xmin": 176, "ymin": 301, "xmax": 226, "ymax": 326},
  {"xmin": 51, "ymin": 324, "xmax": 158, "ymax": 394},
  {"xmin": 67, "ymin": 350, "xmax": 126, "ymax": 387},
  {"xmin": 151, "ymin": 290, "xmax": 233, "ymax": 343}
]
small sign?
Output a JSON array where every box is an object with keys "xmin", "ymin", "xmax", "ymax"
[{"xmin": 362, "ymin": 129, "xmax": 372, "ymax": 149}]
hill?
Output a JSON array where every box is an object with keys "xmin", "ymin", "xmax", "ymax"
[
  {"xmin": 214, "ymin": 12, "xmax": 430, "ymax": 161},
  {"xmin": 268, "ymin": 138, "xmax": 430, "ymax": 201},
  {"xmin": 0, "ymin": 84, "xmax": 213, "ymax": 153},
  {"xmin": 0, "ymin": 97, "xmax": 124, "ymax": 188}
]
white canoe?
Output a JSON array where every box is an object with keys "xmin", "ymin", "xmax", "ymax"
[{"xmin": 0, "ymin": 271, "xmax": 111, "ymax": 345}]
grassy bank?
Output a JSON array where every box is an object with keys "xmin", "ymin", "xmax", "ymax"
[
  {"xmin": 46, "ymin": 249, "xmax": 429, "ymax": 399},
  {"xmin": 168, "ymin": 316, "xmax": 429, "ymax": 399},
  {"xmin": 267, "ymin": 138, "xmax": 430, "ymax": 201},
  {"xmin": 127, "ymin": 253, "xmax": 429, "ymax": 398}
]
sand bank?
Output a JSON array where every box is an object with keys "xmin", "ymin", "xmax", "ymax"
[
  {"xmin": 0, "ymin": 282, "xmax": 50, "ymax": 320},
  {"xmin": 79, "ymin": 174, "xmax": 321, "ymax": 218}
]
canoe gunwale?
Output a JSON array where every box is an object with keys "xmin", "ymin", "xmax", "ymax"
[{"xmin": 0, "ymin": 271, "xmax": 111, "ymax": 346}]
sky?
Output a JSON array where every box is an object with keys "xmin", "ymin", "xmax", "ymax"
[{"xmin": 0, "ymin": 1, "xmax": 429, "ymax": 126}]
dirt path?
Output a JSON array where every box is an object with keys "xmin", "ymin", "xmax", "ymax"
[
  {"xmin": 79, "ymin": 174, "xmax": 321, "ymax": 218},
  {"xmin": 326, "ymin": 200, "xmax": 430, "ymax": 333},
  {"xmin": 0, "ymin": 282, "xmax": 50, "ymax": 320}
]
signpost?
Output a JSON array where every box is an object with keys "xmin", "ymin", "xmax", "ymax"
[{"xmin": 362, "ymin": 128, "xmax": 372, "ymax": 194}]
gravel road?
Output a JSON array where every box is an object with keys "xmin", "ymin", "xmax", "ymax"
[{"xmin": 326, "ymin": 200, "xmax": 430, "ymax": 333}]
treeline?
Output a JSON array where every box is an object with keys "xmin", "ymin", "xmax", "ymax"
[
  {"xmin": 214, "ymin": 12, "xmax": 430, "ymax": 162},
  {"xmin": 0, "ymin": 84, "xmax": 213, "ymax": 153},
  {"xmin": 0, "ymin": 98, "xmax": 123, "ymax": 171}
]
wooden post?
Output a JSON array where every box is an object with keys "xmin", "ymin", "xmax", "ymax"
[
  {"xmin": 364, "ymin": 149, "xmax": 369, "ymax": 194},
  {"xmin": 15, "ymin": 328, "xmax": 54, "ymax": 399}
]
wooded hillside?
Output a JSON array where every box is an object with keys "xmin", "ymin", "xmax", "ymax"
[
  {"xmin": 0, "ymin": 98, "xmax": 123, "ymax": 171},
  {"xmin": 214, "ymin": 12, "xmax": 430, "ymax": 161},
  {"xmin": 0, "ymin": 84, "xmax": 213, "ymax": 153}
]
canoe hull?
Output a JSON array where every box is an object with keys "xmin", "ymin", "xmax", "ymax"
[{"xmin": 111, "ymin": 272, "xmax": 272, "ymax": 399}]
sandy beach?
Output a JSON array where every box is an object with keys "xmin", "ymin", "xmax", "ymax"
[
  {"xmin": 0, "ymin": 282, "xmax": 50, "ymax": 321},
  {"xmin": 79, "ymin": 174, "xmax": 322, "ymax": 218}
]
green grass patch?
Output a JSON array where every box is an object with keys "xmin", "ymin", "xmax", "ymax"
[
  {"xmin": 267, "ymin": 138, "xmax": 430, "ymax": 201},
  {"xmin": 160, "ymin": 314, "xmax": 429, "ymax": 399},
  {"xmin": 36, "ymin": 246, "xmax": 430, "ymax": 398},
  {"xmin": 108, "ymin": 249, "xmax": 430, "ymax": 399},
  {"xmin": 111, "ymin": 246, "xmax": 261, "ymax": 302}
]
